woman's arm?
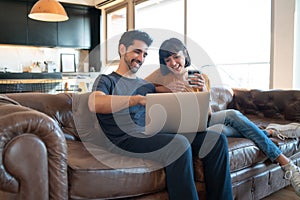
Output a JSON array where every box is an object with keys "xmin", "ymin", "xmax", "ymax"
[
  {"xmin": 155, "ymin": 81, "xmax": 187, "ymax": 93},
  {"xmin": 155, "ymin": 85, "xmax": 172, "ymax": 93},
  {"xmin": 88, "ymin": 91, "xmax": 146, "ymax": 114}
]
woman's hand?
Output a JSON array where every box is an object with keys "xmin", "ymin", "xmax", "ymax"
[
  {"xmin": 166, "ymin": 80, "xmax": 187, "ymax": 92},
  {"xmin": 188, "ymin": 72, "xmax": 207, "ymax": 92}
]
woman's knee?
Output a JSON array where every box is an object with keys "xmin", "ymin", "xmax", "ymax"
[{"xmin": 225, "ymin": 109, "xmax": 242, "ymax": 119}]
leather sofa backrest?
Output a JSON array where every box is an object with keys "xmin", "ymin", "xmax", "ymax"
[
  {"xmin": 5, "ymin": 92, "xmax": 107, "ymax": 145},
  {"xmin": 228, "ymin": 89, "xmax": 300, "ymax": 122},
  {"xmin": 210, "ymin": 86, "xmax": 234, "ymax": 112},
  {"xmin": 6, "ymin": 88, "xmax": 300, "ymax": 142},
  {"xmin": 6, "ymin": 93, "xmax": 80, "ymax": 140}
]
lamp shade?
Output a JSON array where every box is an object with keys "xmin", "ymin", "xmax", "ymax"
[{"xmin": 28, "ymin": 0, "xmax": 69, "ymax": 22}]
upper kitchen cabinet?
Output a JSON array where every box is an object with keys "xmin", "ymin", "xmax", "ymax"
[
  {"xmin": 57, "ymin": 4, "xmax": 91, "ymax": 49},
  {"xmin": 0, "ymin": 0, "xmax": 27, "ymax": 45},
  {"xmin": 0, "ymin": 0, "xmax": 100, "ymax": 49},
  {"xmin": 27, "ymin": 1, "xmax": 58, "ymax": 46}
]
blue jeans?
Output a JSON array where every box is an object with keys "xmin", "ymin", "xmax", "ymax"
[
  {"xmin": 208, "ymin": 109, "xmax": 282, "ymax": 161},
  {"xmin": 114, "ymin": 131, "xmax": 233, "ymax": 200}
]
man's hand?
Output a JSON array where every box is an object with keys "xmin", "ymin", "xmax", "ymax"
[{"xmin": 130, "ymin": 95, "xmax": 146, "ymax": 106}]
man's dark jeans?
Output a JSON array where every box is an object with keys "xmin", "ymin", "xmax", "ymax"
[{"xmin": 113, "ymin": 131, "xmax": 233, "ymax": 200}]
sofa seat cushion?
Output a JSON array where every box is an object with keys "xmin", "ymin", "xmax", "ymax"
[
  {"xmin": 227, "ymin": 137, "xmax": 268, "ymax": 173},
  {"xmin": 193, "ymin": 136, "xmax": 299, "ymax": 181},
  {"xmin": 67, "ymin": 141, "xmax": 166, "ymax": 200},
  {"xmin": 228, "ymin": 137, "xmax": 299, "ymax": 173},
  {"xmin": 245, "ymin": 114, "xmax": 295, "ymax": 129}
]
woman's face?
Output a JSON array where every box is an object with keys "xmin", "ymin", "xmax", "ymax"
[{"xmin": 163, "ymin": 50, "xmax": 186, "ymax": 76}]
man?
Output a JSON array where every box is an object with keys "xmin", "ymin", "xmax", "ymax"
[{"xmin": 88, "ymin": 30, "xmax": 233, "ymax": 200}]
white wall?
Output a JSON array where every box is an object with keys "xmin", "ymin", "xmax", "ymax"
[
  {"xmin": 0, "ymin": 45, "xmax": 89, "ymax": 72},
  {"xmin": 294, "ymin": 0, "xmax": 300, "ymax": 89},
  {"xmin": 270, "ymin": 0, "xmax": 296, "ymax": 89}
]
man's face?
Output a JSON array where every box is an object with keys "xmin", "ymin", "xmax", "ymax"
[{"xmin": 123, "ymin": 40, "xmax": 149, "ymax": 73}]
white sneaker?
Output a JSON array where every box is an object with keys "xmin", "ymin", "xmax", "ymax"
[
  {"xmin": 283, "ymin": 162, "xmax": 300, "ymax": 196},
  {"xmin": 266, "ymin": 123, "xmax": 300, "ymax": 140}
]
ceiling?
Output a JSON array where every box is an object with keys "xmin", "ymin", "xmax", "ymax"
[{"xmin": 59, "ymin": 0, "xmax": 95, "ymax": 6}]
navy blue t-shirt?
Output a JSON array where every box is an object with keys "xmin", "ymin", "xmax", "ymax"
[{"xmin": 93, "ymin": 72, "xmax": 155, "ymax": 144}]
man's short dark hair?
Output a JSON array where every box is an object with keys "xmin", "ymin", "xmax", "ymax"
[{"xmin": 119, "ymin": 30, "xmax": 153, "ymax": 49}]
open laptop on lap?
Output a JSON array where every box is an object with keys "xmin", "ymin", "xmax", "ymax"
[{"xmin": 144, "ymin": 92, "xmax": 210, "ymax": 135}]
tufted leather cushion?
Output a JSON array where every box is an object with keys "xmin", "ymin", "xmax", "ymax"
[
  {"xmin": 228, "ymin": 89, "xmax": 300, "ymax": 122},
  {"xmin": 210, "ymin": 86, "xmax": 234, "ymax": 112},
  {"xmin": 6, "ymin": 93, "xmax": 80, "ymax": 141}
]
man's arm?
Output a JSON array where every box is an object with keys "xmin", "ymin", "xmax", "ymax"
[{"xmin": 88, "ymin": 91, "xmax": 146, "ymax": 114}]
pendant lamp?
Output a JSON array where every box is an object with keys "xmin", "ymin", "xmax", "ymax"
[{"xmin": 28, "ymin": 0, "xmax": 69, "ymax": 22}]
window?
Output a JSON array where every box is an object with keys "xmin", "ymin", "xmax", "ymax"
[
  {"xmin": 101, "ymin": 0, "xmax": 271, "ymax": 89},
  {"xmin": 135, "ymin": 0, "xmax": 184, "ymax": 35},
  {"xmin": 107, "ymin": 7, "xmax": 127, "ymax": 40},
  {"xmin": 135, "ymin": 0, "xmax": 185, "ymax": 77},
  {"xmin": 187, "ymin": 0, "xmax": 271, "ymax": 89},
  {"xmin": 106, "ymin": 5, "xmax": 127, "ymax": 65}
]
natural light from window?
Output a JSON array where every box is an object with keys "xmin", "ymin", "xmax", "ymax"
[
  {"xmin": 103, "ymin": 0, "xmax": 271, "ymax": 89},
  {"xmin": 106, "ymin": 6, "xmax": 127, "ymax": 63},
  {"xmin": 187, "ymin": 0, "xmax": 271, "ymax": 89},
  {"xmin": 136, "ymin": 0, "xmax": 271, "ymax": 89}
]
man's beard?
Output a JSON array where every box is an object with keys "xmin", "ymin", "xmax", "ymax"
[{"xmin": 124, "ymin": 54, "xmax": 142, "ymax": 74}]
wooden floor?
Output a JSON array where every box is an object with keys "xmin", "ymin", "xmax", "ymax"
[{"xmin": 262, "ymin": 185, "xmax": 300, "ymax": 199}]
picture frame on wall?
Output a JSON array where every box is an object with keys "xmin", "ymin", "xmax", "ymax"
[{"xmin": 61, "ymin": 53, "xmax": 76, "ymax": 72}]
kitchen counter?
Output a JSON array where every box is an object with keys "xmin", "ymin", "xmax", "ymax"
[
  {"xmin": 0, "ymin": 72, "xmax": 62, "ymax": 80},
  {"xmin": 0, "ymin": 72, "xmax": 63, "ymax": 93}
]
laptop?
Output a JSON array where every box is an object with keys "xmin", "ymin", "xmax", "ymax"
[{"xmin": 144, "ymin": 92, "xmax": 210, "ymax": 135}]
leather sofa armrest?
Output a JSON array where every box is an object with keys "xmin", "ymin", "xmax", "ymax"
[
  {"xmin": 0, "ymin": 103, "xmax": 68, "ymax": 200},
  {"xmin": 4, "ymin": 134, "xmax": 48, "ymax": 200}
]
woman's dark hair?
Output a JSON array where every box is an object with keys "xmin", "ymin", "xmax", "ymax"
[
  {"xmin": 159, "ymin": 38, "xmax": 191, "ymax": 75},
  {"xmin": 118, "ymin": 30, "xmax": 153, "ymax": 57}
]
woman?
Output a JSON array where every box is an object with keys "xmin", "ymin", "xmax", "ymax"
[{"xmin": 145, "ymin": 38, "xmax": 300, "ymax": 197}]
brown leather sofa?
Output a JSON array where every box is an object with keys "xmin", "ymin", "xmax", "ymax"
[{"xmin": 0, "ymin": 87, "xmax": 300, "ymax": 200}]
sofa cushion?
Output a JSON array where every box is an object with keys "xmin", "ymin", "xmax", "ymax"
[
  {"xmin": 193, "ymin": 136, "xmax": 299, "ymax": 182},
  {"xmin": 210, "ymin": 86, "xmax": 234, "ymax": 112},
  {"xmin": 285, "ymin": 101, "xmax": 300, "ymax": 122},
  {"xmin": 228, "ymin": 137, "xmax": 299, "ymax": 173},
  {"xmin": 228, "ymin": 88, "xmax": 300, "ymax": 122},
  {"xmin": 67, "ymin": 140, "xmax": 166, "ymax": 199}
]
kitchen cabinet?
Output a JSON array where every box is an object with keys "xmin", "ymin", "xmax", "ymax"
[
  {"xmin": 0, "ymin": 0, "xmax": 100, "ymax": 49},
  {"xmin": 0, "ymin": 0, "xmax": 27, "ymax": 45},
  {"xmin": 27, "ymin": 1, "xmax": 58, "ymax": 46},
  {"xmin": 58, "ymin": 5, "xmax": 91, "ymax": 49}
]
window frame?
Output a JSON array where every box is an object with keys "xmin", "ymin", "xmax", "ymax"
[{"xmin": 103, "ymin": 2, "xmax": 129, "ymax": 66}]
